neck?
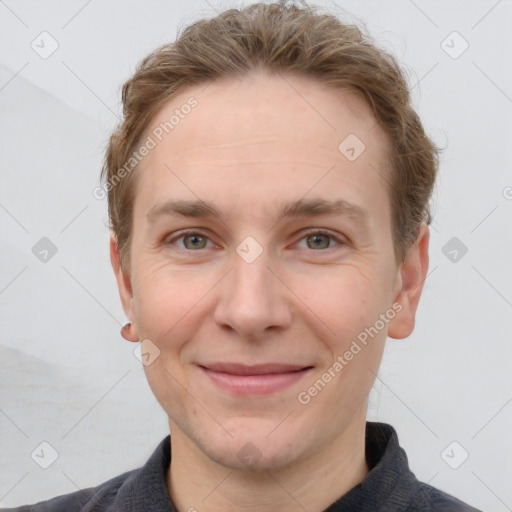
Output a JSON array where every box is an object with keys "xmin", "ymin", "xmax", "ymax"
[{"xmin": 166, "ymin": 410, "xmax": 369, "ymax": 512}]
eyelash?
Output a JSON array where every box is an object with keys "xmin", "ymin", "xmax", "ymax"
[{"xmin": 166, "ymin": 229, "xmax": 346, "ymax": 251}]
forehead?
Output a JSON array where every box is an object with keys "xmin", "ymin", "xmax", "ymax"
[
  {"xmin": 146, "ymin": 71, "xmax": 387, "ymax": 156},
  {"xmin": 134, "ymin": 71, "xmax": 392, "ymax": 224}
]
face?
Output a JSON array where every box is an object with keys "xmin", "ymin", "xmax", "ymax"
[{"xmin": 112, "ymin": 71, "xmax": 428, "ymax": 471}]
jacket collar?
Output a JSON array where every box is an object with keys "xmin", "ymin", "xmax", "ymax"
[{"xmin": 107, "ymin": 422, "xmax": 412, "ymax": 511}]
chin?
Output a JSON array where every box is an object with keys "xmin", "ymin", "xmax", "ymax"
[
  {"xmin": 205, "ymin": 441, "xmax": 302, "ymax": 472},
  {"xmin": 198, "ymin": 418, "xmax": 309, "ymax": 472}
]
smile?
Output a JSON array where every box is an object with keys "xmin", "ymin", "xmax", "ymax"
[{"xmin": 198, "ymin": 363, "xmax": 314, "ymax": 395}]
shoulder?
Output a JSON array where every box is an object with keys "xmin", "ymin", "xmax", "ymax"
[
  {"xmin": 0, "ymin": 469, "xmax": 136, "ymax": 512},
  {"xmin": 411, "ymin": 481, "xmax": 483, "ymax": 511},
  {"xmin": 362, "ymin": 422, "xmax": 482, "ymax": 512},
  {"xmin": 2, "ymin": 435, "xmax": 172, "ymax": 512}
]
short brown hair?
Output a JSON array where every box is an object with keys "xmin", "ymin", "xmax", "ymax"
[{"xmin": 101, "ymin": 2, "xmax": 439, "ymax": 270}]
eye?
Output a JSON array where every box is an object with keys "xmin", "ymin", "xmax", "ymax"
[
  {"xmin": 168, "ymin": 231, "xmax": 213, "ymax": 250},
  {"xmin": 165, "ymin": 229, "xmax": 346, "ymax": 252},
  {"xmin": 297, "ymin": 230, "xmax": 344, "ymax": 250}
]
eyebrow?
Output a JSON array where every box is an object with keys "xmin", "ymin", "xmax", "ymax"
[{"xmin": 146, "ymin": 198, "xmax": 368, "ymax": 224}]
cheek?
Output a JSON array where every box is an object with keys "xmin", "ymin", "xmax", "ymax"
[
  {"xmin": 131, "ymin": 259, "xmax": 197, "ymax": 341},
  {"xmin": 302, "ymin": 270, "xmax": 389, "ymax": 386},
  {"xmin": 132, "ymin": 264, "xmax": 204, "ymax": 408},
  {"xmin": 291, "ymin": 263, "xmax": 388, "ymax": 339},
  {"xmin": 130, "ymin": 257, "xmax": 225, "ymax": 355}
]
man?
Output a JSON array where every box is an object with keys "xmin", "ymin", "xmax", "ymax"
[{"xmin": 5, "ymin": 2, "xmax": 481, "ymax": 511}]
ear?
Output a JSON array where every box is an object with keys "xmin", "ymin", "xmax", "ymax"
[
  {"xmin": 387, "ymin": 223, "xmax": 430, "ymax": 339},
  {"xmin": 110, "ymin": 233, "xmax": 139, "ymax": 341}
]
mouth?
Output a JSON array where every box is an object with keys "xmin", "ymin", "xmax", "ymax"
[{"xmin": 197, "ymin": 362, "xmax": 314, "ymax": 395}]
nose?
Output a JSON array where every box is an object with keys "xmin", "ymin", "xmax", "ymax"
[{"xmin": 213, "ymin": 248, "xmax": 293, "ymax": 339}]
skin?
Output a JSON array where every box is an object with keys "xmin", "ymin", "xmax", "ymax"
[{"xmin": 110, "ymin": 70, "xmax": 429, "ymax": 512}]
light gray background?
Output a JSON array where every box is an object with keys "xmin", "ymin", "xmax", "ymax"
[{"xmin": 1, "ymin": 0, "xmax": 511, "ymax": 510}]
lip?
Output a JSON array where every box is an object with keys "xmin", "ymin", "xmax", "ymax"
[{"xmin": 198, "ymin": 362, "xmax": 313, "ymax": 395}]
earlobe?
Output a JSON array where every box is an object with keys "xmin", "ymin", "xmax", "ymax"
[
  {"xmin": 110, "ymin": 234, "xmax": 139, "ymax": 342},
  {"xmin": 387, "ymin": 224, "xmax": 430, "ymax": 340},
  {"xmin": 121, "ymin": 321, "xmax": 139, "ymax": 342}
]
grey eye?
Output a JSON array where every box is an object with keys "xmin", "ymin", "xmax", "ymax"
[
  {"xmin": 183, "ymin": 234, "xmax": 208, "ymax": 250},
  {"xmin": 306, "ymin": 234, "xmax": 332, "ymax": 250}
]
